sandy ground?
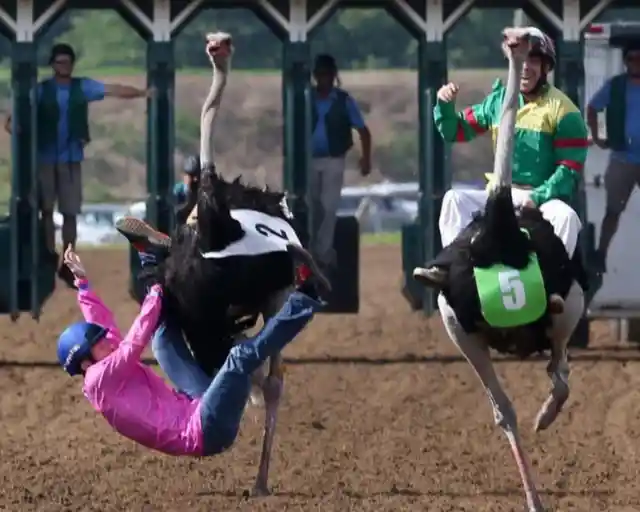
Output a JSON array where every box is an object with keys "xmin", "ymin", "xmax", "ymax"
[{"xmin": 0, "ymin": 245, "xmax": 639, "ymax": 511}]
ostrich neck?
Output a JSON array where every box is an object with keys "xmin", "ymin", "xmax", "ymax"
[
  {"xmin": 199, "ymin": 59, "xmax": 231, "ymax": 166},
  {"xmin": 492, "ymin": 54, "xmax": 525, "ymax": 188}
]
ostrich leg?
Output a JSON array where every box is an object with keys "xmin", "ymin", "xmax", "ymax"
[
  {"xmin": 535, "ymin": 282, "xmax": 584, "ymax": 432},
  {"xmin": 438, "ymin": 295, "xmax": 545, "ymax": 511},
  {"xmin": 251, "ymin": 287, "xmax": 294, "ymax": 496},
  {"xmin": 251, "ymin": 353, "xmax": 284, "ymax": 496}
]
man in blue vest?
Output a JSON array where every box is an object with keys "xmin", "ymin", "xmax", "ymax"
[
  {"xmin": 5, "ymin": 43, "xmax": 151, "ymax": 287},
  {"xmin": 587, "ymin": 40, "xmax": 640, "ymax": 273},
  {"xmin": 310, "ymin": 54, "xmax": 372, "ymax": 271}
]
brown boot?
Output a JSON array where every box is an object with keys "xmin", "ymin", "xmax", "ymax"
[
  {"xmin": 115, "ymin": 217, "xmax": 172, "ymax": 254},
  {"xmin": 412, "ymin": 266, "xmax": 449, "ymax": 288}
]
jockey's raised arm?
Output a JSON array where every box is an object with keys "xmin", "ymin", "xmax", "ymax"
[
  {"xmin": 434, "ymin": 83, "xmax": 494, "ymax": 143},
  {"xmin": 200, "ymin": 32, "xmax": 233, "ymax": 167}
]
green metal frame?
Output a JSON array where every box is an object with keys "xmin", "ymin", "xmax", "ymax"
[
  {"xmin": 418, "ymin": 39, "xmax": 447, "ymax": 314},
  {"xmin": 146, "ymin": 41, "xmax": 175, "ymax": 236},
  {"xmin": 282, "ymin": 40, "xmax": 312, "ymax": 246},
  {"xmin": 10, "ymin": 41, "xmax": 40, "ymax": 319}
]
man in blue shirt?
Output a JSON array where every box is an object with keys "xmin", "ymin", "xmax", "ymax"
[
  {"xmin": 310, "ymin": 54, "xmax": 372, "ymax": 271},
  {"xmin": 587, "ymin": 41, "xmax": 640, "ymax": 272},
  {"xmin": 5, "ymin": 43, "xmax": 151, "ymax": 287}
]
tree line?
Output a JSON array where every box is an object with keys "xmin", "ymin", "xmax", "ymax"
[
  {"xmin": 0, "ymin": 6, "xmax": 636, "ymax": 72},
  {"xmin": 0, "ymin": 7, "xmax": 636, "ymax": 71}
]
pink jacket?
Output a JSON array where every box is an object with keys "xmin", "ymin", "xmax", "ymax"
[{"xmin": 76, "ymin": 279, "xmax": 204, "ymax": 456}]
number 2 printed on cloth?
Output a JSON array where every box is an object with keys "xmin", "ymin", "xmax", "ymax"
[{"xmin": 202, "ymin": 209, "xmax": 301, "ymax": 259}]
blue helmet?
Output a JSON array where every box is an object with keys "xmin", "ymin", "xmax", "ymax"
[{"xmin": 57, "ymin": 322, "xmax": 108, "ymax": 376}]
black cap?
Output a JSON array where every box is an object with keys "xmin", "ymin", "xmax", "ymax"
[
  {"xmin": 314, "ymin": 54, "xmax": 337, "ymax": 73},
  {"xmin": 183, "ymin": 155, "xmax": 201, "ymax": 176},
  {"xmin": 49, "ymin": 43, "xmax": 76, "ymax": 64}
]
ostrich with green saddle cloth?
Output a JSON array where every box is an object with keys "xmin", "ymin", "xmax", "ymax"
[{"xmin": 412, "ymin": 27, "xmax": 587, "ymax": 512}]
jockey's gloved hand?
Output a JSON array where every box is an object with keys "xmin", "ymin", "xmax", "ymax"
[
  {"xmin": 137, "ymin": 243, "xmax": 170, "ymax": 268},
  {"xmin": 139, "ymin": 251, "xmax": 159, "ymax": 268}
]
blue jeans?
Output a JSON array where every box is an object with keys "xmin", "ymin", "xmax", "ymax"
[
  {"xmin": 152, "ymin": 318, "xmax": 212, "ymax": 399},
  {"xmin": 140, "ymin": 255, "xmax": 213, "ymax": 399},
  {"xmin": 199, "ymin": 291, "xmax": 321, "ymax": 456}
]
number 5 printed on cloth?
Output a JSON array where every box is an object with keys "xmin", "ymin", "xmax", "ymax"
[
  {"xmin": 498, "ymin": 270, "xmax": 526, "ymax": 310},
  {"xmin": 473, "ymin": 255, "xmax": 547, "ymax": 329}
]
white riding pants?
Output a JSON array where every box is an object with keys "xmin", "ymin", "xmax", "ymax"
[{"xmin": 438, "ymin": 188, "xmax": 582, "ymax": 258}]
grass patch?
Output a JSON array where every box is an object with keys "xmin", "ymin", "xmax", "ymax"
[
  {"xmin": 76, "ymin": 242, "xmax": 128, "ymax": 250},
  {"xmin": 361, "ymin": 231, "xmax": 400, "ymax": 246}
]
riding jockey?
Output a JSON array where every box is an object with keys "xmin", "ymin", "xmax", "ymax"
[
  {"xmin": 56, "ymin": 245, "xmax": 321, "ymax": 457},
  {"xmin": 418, "ymin": 27, "xmax": 588, "ymax": 287}
]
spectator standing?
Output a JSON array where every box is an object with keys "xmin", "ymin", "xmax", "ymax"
[
  {"xmin": 587, "ymin": 41, "xmax": 640, "ymax": 273},
  {"xmin": 309, "ymin": 54, "xmax": 372, "ymax": 272},
  {"xmin": 5, "ymin": 43, "xmax": 152, "ymax": 287}
]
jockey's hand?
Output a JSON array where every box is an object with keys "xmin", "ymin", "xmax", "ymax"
[
  {"xmin": 206, "ymin": 32, "xmax": 233, "ymax": 68},
  {"xmin": 522, "ymin": 198, "xmax": 537, "ymax": 209},
  {"xmin": 63, "ymin": 244, "xmax": 86, "ymax": 279},
  {"xmin": 437, "ymin": 82, "xmax": 459, "ymax": 103}
]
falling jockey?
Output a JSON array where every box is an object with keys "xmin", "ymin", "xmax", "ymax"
[
  {"xmin": 55, "ymin": 244, "xmax": 321, "ymax": 456},
  {"xmin": 113, "ymin": 32, "xmax": 326, "ymax": 401},
  {"xmin": 417, "ymin": 27, "xmax": 588, "ymax": 288}
]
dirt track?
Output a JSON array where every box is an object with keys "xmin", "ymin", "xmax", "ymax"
[{"xmin": 0, "ymin": 246, "xmax": 639, "ymax": 511}]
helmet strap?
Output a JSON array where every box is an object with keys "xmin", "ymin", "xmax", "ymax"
[
  {"xmin": 79, "ymin": 353, "xmax": 96, "ymax": 375},
  {"xmin": 523, "ymin": 74, "xmax": 548, "ymax": 96}
]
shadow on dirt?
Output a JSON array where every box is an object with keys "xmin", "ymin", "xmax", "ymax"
[
  {"xmin": 195, "ymin": 486, "xmax": 614, "ymax": 500},
  {"xmin": 1, "ymin": 347, "xmax": 640, "ymax": 369}
]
